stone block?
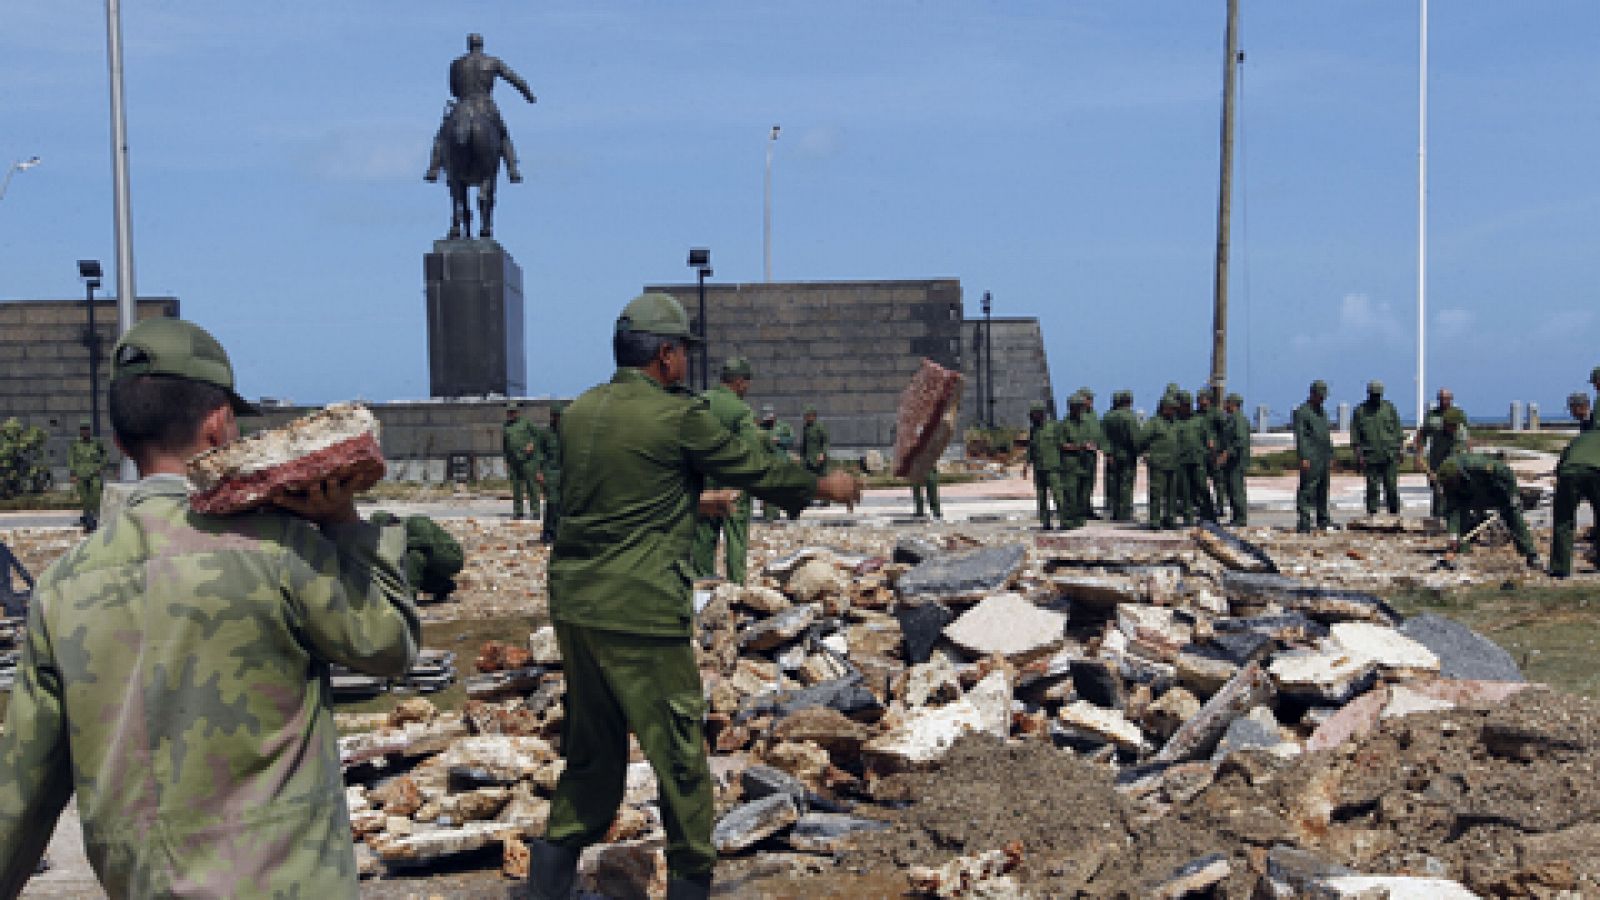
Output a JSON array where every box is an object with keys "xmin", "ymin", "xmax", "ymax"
[
  {"xmin": 1155, "ymin": 661, "xmax": 1272, "ymax": 763},
  {"xmin": 187, "ymin": 403, "xmax": 385, "ymax": 514},
  {"xmin": 1328, "ymin": 622, "xmax": 1439, "ymax": 678},
  {"xmin": 712, "ymin": 793, "xmax": 799, "ymax": 854},
  {"xmin": 1059, "ymin": 700, "xmax": 1145, "ymax": 751},
  {"xmin": 577, "ymin": 840, "xmax": 668, "ymax": 899},
  {"xmin": 1398, "ymin": 613, "xmax": 1524, "ymax": 682},
  {"xmin": 897, "ymin": 543, "xmax": 1027, "ymax": 599},
  {"xmin": 786, "ymin": 813, "xmax": 891, "ymax": 854},
  {"xmin": 942, "ymin": 592, "xmax": 1066, "ymax": 660}
]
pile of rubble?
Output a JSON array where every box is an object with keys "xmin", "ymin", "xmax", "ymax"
[{"xmin": 326, "ymin": 518, "xmax": 1600, "ymax": 897}]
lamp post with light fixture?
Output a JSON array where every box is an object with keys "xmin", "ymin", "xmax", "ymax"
[
  {"xmin": 78, "ymin": 260, "xmax": 105, "ymax": 437},
  {"xmin": 687, "ymin": 248, "xmax": 713, "ymax": 391}
]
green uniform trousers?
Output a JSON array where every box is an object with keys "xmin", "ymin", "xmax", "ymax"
[
  {"xmin": 1183, "ymin": 463, "xmax": 1215, "ymax": 522},
  {"xmin": 546, "ymin": 622, "xmax": 715, "ymax": 879},
  {"xmin": 1551, "ymin": 467, "xmax": 1600, "ymax": 576},
  {"xmin": 1208, "ymin": 464, "xmax": 1229, "ymax": 521},
  {"xmin": 76, "ymin": 473, "xmax": 103, "ymax": 520},
  {"xmin": 1057, "ymin": 467, "xmax": 1086, "ymax": 529},
  {"xmin": 1104, "ymin": 456, "xmax": 1135, "ymax": 521},
  {"xmin": 912, "ymin": 472, "xmax": 941, "ymax": 518},
  {"xmin": 1079, "ymin": 457, "xmax": 1098, "ymax": 519},
  {"xmin": 1033, "ymin": 470, "xmax": 1067, "ymax": 528},
  {"xmin": 540, "ymin": 470, "xmax": 562, "ymax": 540},
  {"xmin": 508, "ymin": 461, "xmax": 540, "ymax": 518},
  {"xmin": 1296, "ymin": 460, "xmax": 1332, "ymax": 531},
  {"xmin": 1220, "ymin": 461, "xmax": 1248, "ymax": 524},
  {"xmin": 1147, "ymin": 464, "xmax": 1180, "ymax": 529},
  {"xmin": 691, "ymin": 500, "xmax": 751, "ymax": 584},
  {"xmin": 1363, "ymin": 462, "xmax": 1400, "ymax": 514}
]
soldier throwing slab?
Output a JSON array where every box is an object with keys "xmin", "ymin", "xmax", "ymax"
[
  {"xmin": 0, "ymin": 318, "xmax": 420, "ymax": 897},
  {"xmin": 1352, "ymin": 380, "xmax": 1404, "ymax": 515},
  {"xmin": 67, "ymin": 418, "xmax": 107, "ymax": 531},
  {"xmin": 530, "ymin": 294, "xmax": 860, "ymax": 899}
]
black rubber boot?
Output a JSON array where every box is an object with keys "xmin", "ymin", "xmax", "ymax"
[
  {"xmin": 526, "ymin": 839, "xmax": 579, "ymax": 900},
  {"xmin": 665, "ymin": 873, "xmax": 713, "ymax": 900}
]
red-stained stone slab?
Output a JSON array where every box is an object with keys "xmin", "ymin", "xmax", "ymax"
[
  {"xmin": 187, "ymin": 403, "xmax": 385, "ymax": 514},
  {"xmin": 892, "ymin": 359, "xmax": 964, "ymax": 482}
]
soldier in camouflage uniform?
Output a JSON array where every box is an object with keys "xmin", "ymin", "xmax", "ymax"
[
  {"xmin": 1024, "ymin": 402, "xmax": 1067, "ymax": 529},
  {"xmin": 1217, "ymin": 393, "xmax": 1251, "ymax": 524},
  {"xmin": 1138, "ymin": 394, "xmax": 1182, "ymax": 529},
  {"xmin": 0, "ymin": 317, "xmax": 420, "ymax": 898},
  {"xmin": 1294, "ymin": 380, "xmax": 1334, "ymax": 532},
  {"xmin": 371, "ymin": 511, "xmax": 466, "ymax": 602},
  {"xmin": 690, "ymin": 358, "xmax": 761, "ymax": 584},
  {"xmin": 892, "ymin": 422, "xmax": 942, "ymax": 520},
  {"xmin": 67, "ymin": 419, "xmax": 108, "ymax": 531},
  {"xmin": 1413, "ymin": 387, "xmax": 1470, "ymax": 516},
  {"xmin": 1436, "ymin": 451, "xmax": 1539, "ymax": 568},
  {"xmin": 536, "ymin": 401, "xmax": 565, "ymax": 543},
  {"xmin": 531, "ymin": 294, "xmax": 860, "ymax": 899},
  {"xmin": 1099, "ymin": 390, "xmax": 1138, "ymax": 521},
  {"xmin": 1351, "ymin": 380, "xmax": 1404, "ymax": 515},
  {"xmin": 503, "ymin": 402, "xmax": 542, "ymax": 519}
]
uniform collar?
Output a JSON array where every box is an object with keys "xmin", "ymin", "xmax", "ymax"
[
  {"xmin": 126, "ymin": 473, "xmax": 192, "ymax": 507},
  {"xmin": 611, "ymin": 367, "xmax": 674, "ymax": 392}
]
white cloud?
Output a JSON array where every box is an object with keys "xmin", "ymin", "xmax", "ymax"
[{"xmin": 1434, "ymin": 307, "xmax": 1476, "ymax": 339}]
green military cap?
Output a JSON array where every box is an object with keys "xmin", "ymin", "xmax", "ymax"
[
  {"xmin": 616, "ymin": 292, "xmax": 701, "ymax": 342},
  {"xmin": 1442, "ymin": 408, "xmax": 1467, "ymax": 426},
  {"xmin": 1029, "ymin": 401, "xmax": 1046, "ymax": 413},
  {"xmin": 1069, "ymin": 391, "xmax": 1085, "ymax": 405},
  {"xmin": 111, "ymin": 317, "xmax": 258, "ymax": 415},
  {"xmin": 721, "ymin": 356, "xmax": 753, "ymax": 379},
  {"xmin": 1113, "ymin": 390, "xmax": 1132, "ymax": 404},
  {"xmin": 1436, "ymin": 458, "xmax": 1462, "ymax": 481},
  {"xmin": 550, "ymin": 399, "xmax": 568, "ymax": 414},
  {"xmin": 1310, "ymin": 379, "xmax": 1329, "ymax": 396},
  {"xmin": 1591, "ymin": 366, "xmax": 1600, "ymax": 384},
  {"xmin": 1226, "ymin": 393, "xmax": 1243, "ymax": 405},
  {"xmin": 77, "ymin": 418, "xmax": 91, "ymax": 428},
  {"xmin": 505, "ymin": 402, "xmax": 521, "ymax": 412},
  {"xmin": 1077, "ymin": 386, "xmax": 1095, "ymax": 398},
  {"xmin": 1367, "ymin": 380, "xmax": 1384, "ymax": 394},
  {"xmin": 760, "ymin": 404, "xmax": 775, "ymax": 415},
  {"xmin": 1568, "ymin": 392, "xmax": 1590, "ymax": 407},
  {"xmin": 804, "ymin": 405, "xmax": 817, "ymax": 414},
  {"xmin": 1173, "ymin": 390, "xmax": 1192, "ymax": 405}
]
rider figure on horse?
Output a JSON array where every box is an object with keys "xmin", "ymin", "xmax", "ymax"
[{"xmin": 425, "ymin": 33, "xmax": 536, "ymax": 184}]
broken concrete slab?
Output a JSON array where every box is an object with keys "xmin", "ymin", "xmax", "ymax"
[
  {"xmin": 895, "ymin": 600, "xmax": 955, "ymax": 665},
  {"xmin": 965, "ymin": 671, "xmax": 1014, "ymax": 739},
  {"xmin": 741, "ymin": 765, "xmax": 807, "ymax": 809},
  {"xmin": 1148, "ymin": 852, "xmax": 1232, "ymax": 900},
  {"xmin": 891, "ymin": 358, "xmax": 964, "ymax": 483},
  {"xmin": 1050, "ymin": 574, "xmax": 1141, "ymax": 610},
  {"xmin": 1328, "ymin": 622, "xmax": 1440, "ymax": 678},
  {"xmin": 786, "ymin": 812, "xmax": 890, "ymax": 854},
  {"xmin": 896, "ymin": 543, "xmax": 1027, "ymax": 600},
  {"xmin": 577, "ymin": 839, "xmax": 667, "ymax": 899},
  {"xmin": 438, "ymin": 735, "xmax": 557, "ymax": 785},
  {"xmin": 739, "ymin": 675, "xmax": 884, "ymax": 723},
  {"xmin": 894, "ymin": 536, "xmax": 944, "ymax": 566},
  {"xmin": 1399, "ymin": 613, "xmax": 1524, "ymax": 682},
  {"xmin": 942, "ymin": 592, "xmax": 1066, "ymax": 660},
  {"xmin": 1155, "ymin": 661, "xmax": 1272, "ymax": 764},
  {"xmin": 1266, "ymin": 844, "xmax": 1358, "ymax": 896},
  {"xmin": 740, "ymin": 604, "xmax": 819, "ymax": 652},
  {"xmin": 1175, "ymin": 647, "xmax": 1239, "ymax": 698},
  {"xmin": 1213, "ymin": 613, "xmax": 1329, "ymax": 644},
  {"xmin": 772, "ymin": 706, "xmax": 873, "ymax": 756},
  {"xmin": 526, "ymin": 626, "xmax": 562, "ymax": 666},
  {"xmin": 864, "ymin": 696, "xmax": 995, "ymax": 772},
  {"xmin": 1210, "ymin": 706, "xmax": 1293, "ymax": 761},
  {"xmin": 1070, "ymin": 658, "xmax": 1126, "ymax": 710},
  {"xmin": 1195, "ymin": 522, "xmax": 1278, "ymax": 573},
  {"xmin": 1059, "ymin": 700, "xmax": 1145, "ymax": 751},
  {"xmin": 1268, "ymin": 650, "xmax": 1378, "ymax": 705},
  {"xmin": 787, "ymin": 559, "xmax": 848, "ymax": 604},
  {"xmin": 712, "ymin": 793, "xmax": 800, "ymax": 854},
  {"xmin": 371, "ymin": 822, "xmax": 508, "ymax": 869},
  {"xmin": 1222, "ymin": 572, "xmax": 1401, "ymax": 625},
  {"xmin": 1308, "ymin": 875, "xmax": 1481, "ymax": 899},
  {"xmin": 1036, "ymin": 531, "xmax": 1194, "ymax": 565},
  {"xmin": 739, "ymin": 585, "xmax": 792, "ymax": 615},
  {"xmin": 763, "ymin": 546, "xmax": 838, "ymax": 579},
  {"xmin": 1142, "ymin": 686, "xmax": 1201, "ymax": 741}
]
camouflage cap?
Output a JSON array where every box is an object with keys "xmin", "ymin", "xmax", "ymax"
[
  {"xmin": 1068, "ymin": 391, "xmax": 1086, "ymax": 406},
  {"xmin": 1568, "ymin": 392, "xmax": 1590, "ymax": 407},
  {"xmin": 505, "ymin": 402, "xmax": 521, "ymax": 412},
  {"xmin": 721, "ymin": 356, "xmax": 753, "ymax": 380},
  {"xmin": 1310, "ymin": 379, "xmax": 1329, "ymax": 396},
  {"xmin": 1226, "ymin": 393, "xmax": 1243, "ymax": 405},
  {"xmin": 1367, "ymin": 380, "xmax": 1384, "ymax": 394},
  {"xmin": 111, "ymin": 317, "xmax": 258, "ymax": 416},
  {"xmin": 616, "ymin": 292, "xmax": 700, "ymax": 342},
  {"xmin": 1443, "ymin": 408, "xmax": 1468, "ymax": 426},
  {"xmin": 804, "ymin": 405, "xmax": 817, "ymax": 415}
]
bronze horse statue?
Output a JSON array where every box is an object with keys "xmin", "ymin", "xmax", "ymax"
[{"xmin": 423, "ymin": 34, "xmax": 536, "ymax": 240}]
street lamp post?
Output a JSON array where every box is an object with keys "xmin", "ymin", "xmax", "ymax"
[
  {"xmin": 982, "ymin": 291, "xmax": 995, "ymax": 427},
  {"xmin": 0, "ymin": 156, "xmax": 41, "ymax": 204},
  {"xmin": 78, "ymin": 260, "xmax": 105, "ymax": 437},
  {"xmin": 764, "ymin": 125, "xmax": 780, "ymax": 282},
  {"xmin": 687, "ymin": 248, "xmax": 713, "ymax": 391}
]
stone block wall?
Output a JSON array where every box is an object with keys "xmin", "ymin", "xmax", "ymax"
[
  {"xmin": 0, "ymin": 297, "xmax": 179, "ymax": 482},
  {"xmin": 960, "ymin": 318, "xmax": 1057, "ymax": 426}
]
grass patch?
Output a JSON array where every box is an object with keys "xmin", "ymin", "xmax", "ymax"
[
  {"xmin": 1470, "ymin": 429, "xmax": 1575, "ymax": 455},
  {"xmin": 1248, "ymin": 446, "xmax": 1425, "ymax": 478}
]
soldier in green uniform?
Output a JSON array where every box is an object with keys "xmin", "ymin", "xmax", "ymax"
[
  {"xmin": 1075, "ymin": 387, "xmax": 1102, "ymax": 518},
  {"xmin": 801, "ymin": 406, "xmax": 829, "ymax": 475},
  {"xmin": 502, "ymin": 402, "xmax": 542, "ymax": 520},
  {"xmin": 0, "ymin": 317, "xmax": 419, "ymax": 898},
  {"xmin": 1413, "ymin": 387, "xmax": 1469, "ymax": 516},
  {"xmin": 1217, "ymin": 392, "xmax": 1251, "ymax": 524},
  {"xmin": 1100, "ymin": 390, "xmax": 1139, "ymax": 521},
  {"xmin": 1293, "ymin": 380, "xmax": 1334, "ymax": 532},
  {"xmin": 757, "ymin": 405, "xmax": 796, "ymax": 521},
  {"xmin": 1194, "ymin": 388, "xmax": 1223, "ymax": 521},
  {"xmin": 1550, "ymin": 421, "xmax": 1600, "ymax": 577},
  {"xmin": 371, "ymin": 511, "xmax": 466, "ymax": 602},
  {"xmin": 900, "ymin": 423, "xmax": 942, "ymax": 520},
  {"xmin": 690, "ymin": 357, "xmax": 761, "ymax": 584},
  {"xmin": 1351, "ymin": 380, "xmax": 1404, "ymax": 515},
  {"xmin": 1138, "ymin": 395, "xmax": 1182, "ymax": 529},
  {"xmin": 1024, "ymin": 402, "xmax": 1067, "ymax": 529},
  {"xmin": 536, "ymin": 401, "xmax": 565, "ymax": 543},
  {"xmin": 1200, "ymin": 387, "xmax": 1229, "ymax": 514},
  {"xmin": 1173, "ymin": 390, "xmax": 1213, "ymax": 524},
  {"xmin": 532, "ymin": 294, "xmax": 860, "ymax": 900},
  {"xmin": 1591, "ymin": 367, "xmax": 1600, "ymax": 428},
  {"xmin": 1435, "ymin": 451, "xmax": 1539, "ymax": 568},
  {"xmin": 1571, "ymin": 393, "xmax": 1594, "ymax": 433},
  {"xmin": 67, "ymin": 418, "xmax": 108, "ymax": 531},
  {"xmin": 1057, "ymin": 392, "xmax": 1096, "ymax": 529}
]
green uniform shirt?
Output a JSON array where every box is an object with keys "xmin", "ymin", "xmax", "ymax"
[
  {"xmin": 0, "ymin": 475, "xmax": 420, "ymax": 898},
  {"xmin": 1176, "ymin": 415, "xmax": 1208, "ymax": 465},
  {"xmin": 503, "ymin": 418, "xmax": 541, "ymax": 468},
  {"xmin": 402, "ymin": 514, "xmax": 465, "ymax": 592},
  {"xmin": 1057, "ymin": 413, "xmax": 1096, "ymax": 475},
  {"xmin": 1139, "ymin": 415, "xmax": 1180, "ymax": 469},
  {"xmin": 548, "ymin": 369, "xmax": 818, "ymax": 638},
  {"xmin": 702, "ymin": 385, "xmax": 761, "ymax": 491},
  {"xmin": 1418, "ymin": 407, "xmax": 1470, "ymax": 470},
  {"xmin": 1293, "ymin": 402, "xmax": 1333, "ymax": 465},
  {"xmin": 1352, "ymin": 399, "xmax": 1404, "ymax": 465},
  {"xmin": 770, "ymin": 420, "xmax": 795, "ymax": 454},
  {"xmin": 1100, "ymin": 408, "xmax": 1139, "ymax": 463},
  {"xmin": 1027, "ymin": 419, "xmax": 1063, "ymax": 471},
  {"xmin": 1228, "ymin": 409, "xmax": 1252, "ymax": 461},
  {"xmin": 536, "ymin": 422, "xmax": 562, "ymax": 475},
  {"xmin": 1444, "ymin": 453, "xmax": 1518, "ymax": 525},
  {"xmin": 68, "ymin": 437, "xmax": 108, "ymax": 478},
  {"xmin": 801, "ymin": 420, "xmax": 829, "ymax": 467},
  {"xmin": 1558, "ymin": 429, "xmax": 1600, "ymax": 475}
]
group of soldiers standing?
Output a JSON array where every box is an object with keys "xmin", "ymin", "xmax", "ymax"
[{"xmin": 1025, "ymin": 385, "xmax": 1251, "ymax": 531}]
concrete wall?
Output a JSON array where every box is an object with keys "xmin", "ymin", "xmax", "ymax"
[
  {"xmin": 0, "ymin": 297, "xmax": 179, "ymax": 481},
  {"xmin": 960, "ymin": 318, "xmax": 1056, "ymax": 426}
]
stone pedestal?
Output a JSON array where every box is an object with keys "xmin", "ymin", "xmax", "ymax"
[{"xmin": 424, "ymin": 239, "xmax": 526, "ymax": 397}]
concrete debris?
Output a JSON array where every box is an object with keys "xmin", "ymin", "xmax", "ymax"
[
  {"xmin": 1309, "ymin": 875, "xmax": 1482, "ymax": 899},
  {"xmin": 1147, "ymin": 852, "xmax": 1232, "ymax": 899},
  {"xmin": 1155, "ymin": 662, "xmax": 1272, "ymax": 763},
  {"xmin": 942, "ymin": 592, "xmax": 1066, "ymax": 660},
  {"xmin": 525, "ymin": 626, "xmax": 562, "ymax": 666},
  {"xmin": 1399, "ymin": 613, "xmax": 1525, "ymax": 682},
  {"xmin": 1268, "ymin": 650, "xmax": 1378, "ymax": 705},
  {"xmin": 895, "ymin": 536, "xmax": 945, "ymax": 565},
  {"xmin": 1195, "ymin": 522, "xmax": 1278, "ymax": 573},
  {"xmin": 897, "ymin": 544, "xmax": 1027, "ymax": 600},
  {"xmin": 1328, "ymin": 622, "xmax": 1440, "ymax": 677},
  {"xmin": 892, "ymin": 358, "xmax": 964, "ymax": 483},
  {"xmin": 1058, "ymin": 700, "xmax": 1145, "ymax": 751},
  {"xmin": 786, "ymin": 558, "xmax": 848, "ymax": 604},
  {"xmin": 577, "ymin": 840, "xmax": 668, "ymax": 899},
  {"xmin": 741, "ymin": 604, "xmax": 819, "ymax": 651},
  {"xmin": 905, "ymin": 842, "xmax": 1025, "ymax": 899},
  {"xmin": 787, "ymin": 812, "xmax": 890, "ymax": 854},
  {"xmin": 896, "ymin": 601, "xmax": 956, "ymax": 664},
  {"xmin": 369, "ymin": 821, "xmax": 508, "ymax": 868},
  {"xmin": 713, "ymin": 793, "xmax": 800, "ymax": 854}
]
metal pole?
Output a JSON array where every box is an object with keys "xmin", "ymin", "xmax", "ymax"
[
  {"xmin": 1209, "ymin": 0, "xmax": 1240, "ymax": 396},
  {"xmin": 85, "ymin": 282, "xmax": 101, "ymax": 438},
  {"xmin": 1416, "ymin": 0, "xmax": 1429, "ymax": 429},
  {"xmin": 982, "ymin": 291, "xmax": 995, "ymax": 427},
  {"xmin": 764, "ymin": 126, "xmax": 778, "ymax": 282},
  {"xmin": 697, "ymin": 269, "xmax": 708, "ymax": 392},
  {"xmin": 106, "ymin": 0, "xmax": 139, "ymax": 481}
]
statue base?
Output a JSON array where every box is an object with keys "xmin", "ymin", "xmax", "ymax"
[{"xmin": 424, "ymin": 239, "xmax": 527, "ymax": 398}]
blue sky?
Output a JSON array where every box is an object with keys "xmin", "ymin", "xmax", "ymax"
[{"xmin": 2, "ymin": 2, "xmax": 1598, "ymax": 424}]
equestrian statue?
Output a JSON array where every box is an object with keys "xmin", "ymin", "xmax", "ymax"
[{"xmin": 424, "ymin": 33, "xmax": 536, "ymax": 240}]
